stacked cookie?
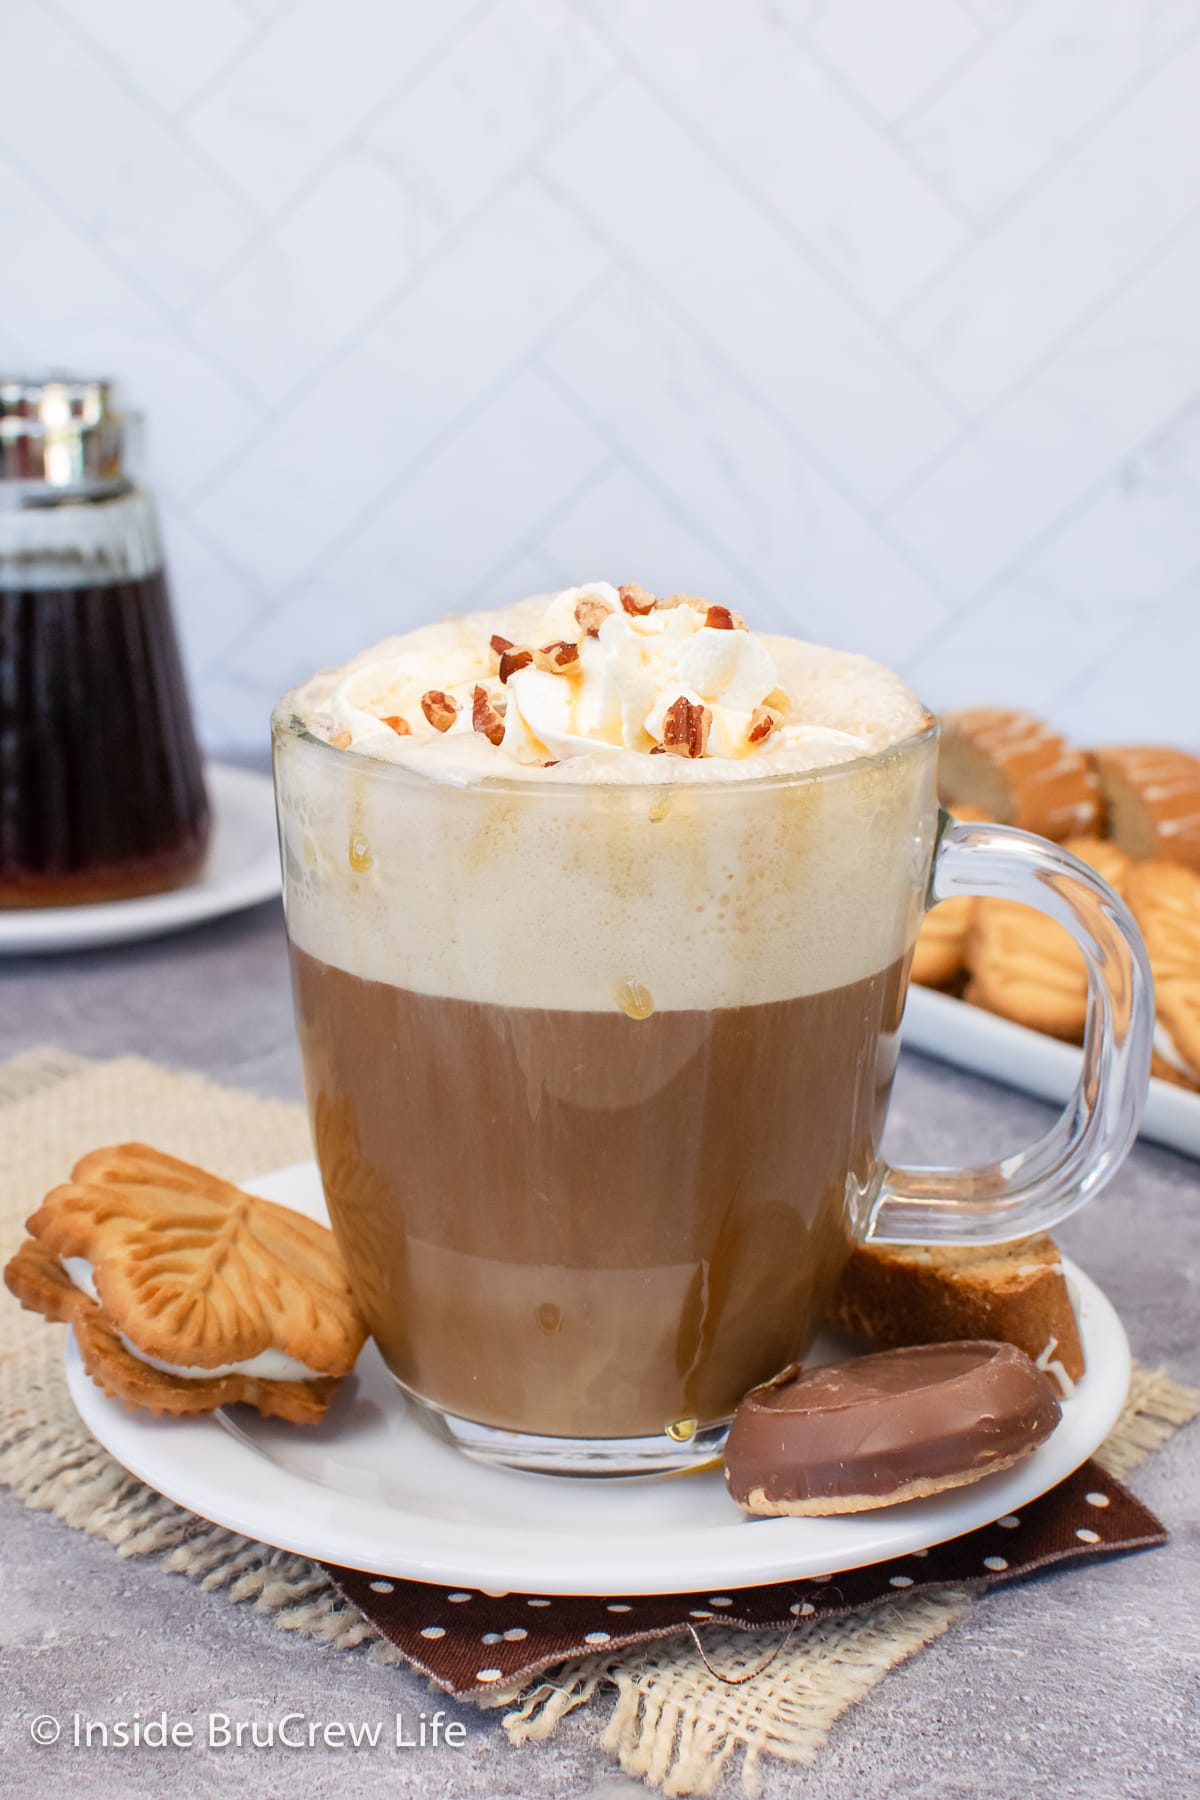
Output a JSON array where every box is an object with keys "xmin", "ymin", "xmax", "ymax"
[
  {"xmin": 5, "ymin": 1144, "xmax": 367, "ymax": 1421},
  {"xmin": 913, "ymin": 709, "xmax": 1200, "ymax": 1093}
]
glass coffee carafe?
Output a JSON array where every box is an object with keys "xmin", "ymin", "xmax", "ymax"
[{"xmin": 0, "ymin": 377, "xmax": 208, "ymax": 906}]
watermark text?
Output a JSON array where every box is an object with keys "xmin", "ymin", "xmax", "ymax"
[{"xmin": 27, "ymin": 1710, "xmax": 466, "ymax": 1753}]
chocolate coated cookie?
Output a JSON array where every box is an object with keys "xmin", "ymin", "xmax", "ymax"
[{"xmin": 724, "ymin": 1341, "xmax": 1061, "ymax": 1516}]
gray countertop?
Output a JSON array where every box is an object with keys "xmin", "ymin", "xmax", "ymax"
[{"xmin": 0, "ymin": 892, "xmax": 1197, "ymax": 1800}]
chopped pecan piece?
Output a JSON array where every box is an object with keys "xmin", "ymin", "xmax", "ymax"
[
  {"xmin": 661, "ymin": 696, "xmax": 710, "ymax": 758},
  {"xmin": 498, "ymin": 646, "xmax": 534, "ymax": 683},
  {"xmin": 574, "ymin": 596, "xmax": 614, "ymax": 636},
  {"xmin": 472, "ymin": 685, "xmax": 506, "ymax": 746},
  {"xmin": 747, "ymin": 705, "xmax": 780, "ymax": 745},
  {"xmin": 420, "ymin": 690, "xmax": 459, "ymax": 733},
  {"xmin": 704, "ymin": 604, "xmax": 745, "ymax": 631},
  {"xmin": 658, "ymin": 592, "xmax": 705, "ymax": 611},
  {"xmin": 618, "ymin": 582, "xmax": 655, "ymax": 615},
  {"xmin": 535, "ymin": 639, "xmax": 581, "ymax": 672},
  {"xmin": 381, "ymin": 715, "xmax": 411, "ymax": 736},
  {"xmin": 490, "ymin": 633, "xmax": 514, "ymax": 657}
]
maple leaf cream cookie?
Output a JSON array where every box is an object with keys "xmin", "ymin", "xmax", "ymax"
[
  {"xmin": 963, "ymin": 838, "xmax": 1130, "ymax": 1042},
  {"xmin": 1124, "ymin": 862, "xmax": 1200, "ymax": 1092},
  {"xmin": 4, "ymin": 1144, "xmax": 367, "ymax": 1422}
]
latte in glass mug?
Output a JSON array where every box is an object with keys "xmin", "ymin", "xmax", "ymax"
[{"xmin": 273, "ymin": 584, "xmax": 1152, "ymax": 1475}]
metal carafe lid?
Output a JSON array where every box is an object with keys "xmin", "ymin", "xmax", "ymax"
[{"xmin": 0, "ymin": 375, "xmax": 129, "ymax": 500}]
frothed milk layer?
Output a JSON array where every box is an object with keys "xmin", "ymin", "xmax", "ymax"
[{"xmin": 275, "ymin": 593, "xmax": 937, "ymax": 1011}]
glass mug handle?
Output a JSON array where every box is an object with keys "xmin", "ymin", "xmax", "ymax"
[{"xmin": 867, "ymin": 814, "xmax": 1154, "ymax": 1248}]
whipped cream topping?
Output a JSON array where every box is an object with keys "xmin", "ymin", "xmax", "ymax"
[
  {"xmin": 59, "ymin": 1257, "xmax": 324, "ymax": 1383},
  {"xmin": 274, "ymin": 586, "xmax": 937, "ymax": 1011},
  {"xmin": 285, "ymin": 585, "xmax": 927, "ymax": 785}
]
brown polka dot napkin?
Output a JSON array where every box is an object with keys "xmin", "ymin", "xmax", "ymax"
[{"xmin": 323, "ymin": 1458, "xmax": 1164, "ymax": 1698}]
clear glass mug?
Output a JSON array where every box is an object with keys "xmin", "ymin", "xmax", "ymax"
[{"xmin": 272, "ymin": 708, "xmax": 1153, "ymax": 1476}]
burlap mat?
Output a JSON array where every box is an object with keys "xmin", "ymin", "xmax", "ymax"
[{"xmin": 1, "ymin": 1046, "xmax": 1196, "ymax": 1797}]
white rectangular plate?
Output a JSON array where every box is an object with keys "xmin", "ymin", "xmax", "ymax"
[{"xmin": 903, "ymin": 985, "xmax": 1200, "ymax": 1162}]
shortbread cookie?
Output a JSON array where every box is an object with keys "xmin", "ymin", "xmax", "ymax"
[
  {"xmin": 1124, "ymin": 862, "xmax": 1200, "ymax": 1090},
  {"xmin": 910, "ymin": 803, "xmax": 989, "ymax": 990},
  {"xmin": 724, "ymin": 1342, "xmax": 1060, "ymax": 1516},
  {"xmin": 940, "ymin": 709, "xmax": 1099, "ymax": 841},
  {"xmin": 1092, "ymin": 745, "xmax": 1200, "ymax": 871},
  {"xmin": 4, "ymin": 1143, "xmax": 367, "ymax": 1421},
  {"xmin": 830, "ymin": 1235, "xmax": 1085, "ymax": 1384},
  {"xmin": 964, "ymin": 837, "xmax": 1130, "ymax": 1041}
]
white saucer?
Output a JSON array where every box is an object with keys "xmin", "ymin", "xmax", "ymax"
[
  {"xmin": 66, "ymin": 1161, "xmax": 1131, "ymax": 1597},
  {"xmin": 0, "ymin": 764, "xmax": 280, "ymax": 955}
]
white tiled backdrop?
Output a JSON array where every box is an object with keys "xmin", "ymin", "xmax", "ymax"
[{"xmin": 3, "ymin": 0, "xmax": 1199, "ymax": 751}]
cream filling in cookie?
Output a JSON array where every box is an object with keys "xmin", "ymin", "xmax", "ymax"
[
  {"xmin": 59, "ymin": 1257, "xmax": 325, "ymax": 1382},
  {"xmin": 1153, "ymin": 1020, "xmax": 1199, "ymax": 1082},
  {"xmin": 114, "ymin": 1336, "xmax": 325, "ymax": 1383},
  {"xmin": 62, "ymin": 1255, "xmax": 100, "ymax": 1302}
]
